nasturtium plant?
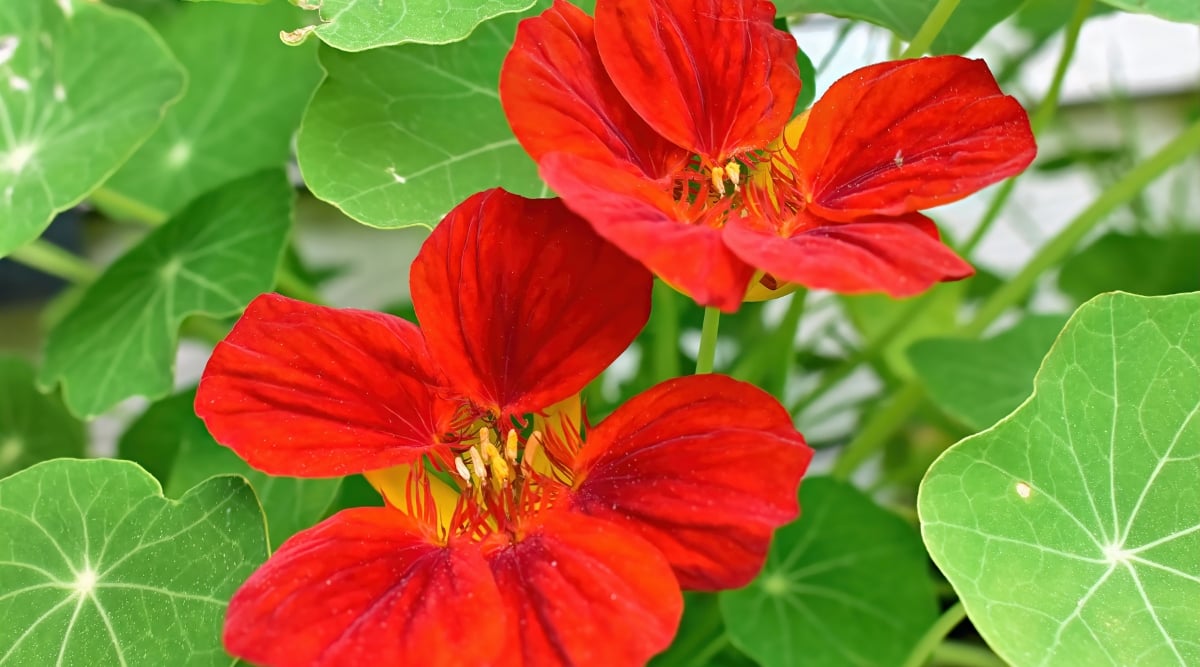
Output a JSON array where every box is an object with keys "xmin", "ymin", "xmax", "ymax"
[
  {"xmin": 721, "ymin": 477, "xmax": 938, "ymax": 667},
  {"xmin": 0, "ymin": 458, "xmax": 268, "ymax": 666},
  {"xmin": 920, "ymin": 292, "xmax": 1200, "ymax": 666},
  {"xmin": 0, "ymin": 356, "xmax": 84, "ymax": 477},
  {"xmin": 96, "ymin": 0, "xmax": 320, "ymax": 221},
  {"xmin": 909, "ymin": 314, "xmax": 1069, "ymax": 431},
  {"xmin": 39, "ymin": 170, "xmax": 293, "ymax": 418},
  {"xmin": 0, "ymin": 0, "xmax": 184, "ymax": 256},
  {"xmin": 297, "ymin": 9, "xmax": 545, "ymax": 229},
  {"xmin": 294, "ymin": 0, "xmax": 536, "ymax": 51},
  {"xmin": 1058, "ymin": 231, "xmax": 1200, "ymax": 304},
  {"xmin": 1095, "ymin": 0, "xmax": 1200, "ymax": 23}
]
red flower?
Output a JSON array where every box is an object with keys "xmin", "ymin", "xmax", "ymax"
[
  {"xmin": 196, "ymin": 189, "xmax": 812, "ymax": 666},
  {"xmin": 500, "ymin": 0, "xmax": 1037, "ymax": 312}
]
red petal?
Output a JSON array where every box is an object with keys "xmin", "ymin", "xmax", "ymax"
[
  {"xmin": 540, "ymin": 153, "xmax": 754, "ymax": 312},
  {"xmin": 411, "ymin": 189, "xmax": 651, "ymax": 417},
  {"xmin": 595, "ymin": 0, "xmax": 800, "ymax": 163},
  {"xmin": 570, "ymin": 374, "xmax": 811, "ymax": 590},
  {"xmin": 487, "ymin": 510, "xmax": 682, "ymax": 666},
  {"xmin": 196, "ymin": 294, "xmax": 449, "ymax": 476},
  {"xmin": 795, "ymin": 56, "xmax": 1036, "ymax": 219},
  {"xmin": 724, "ymin": 212, "xmax": 974, "ymax": 297},
  {"xmin": 501, "ymin": 1, "xmax": 688, "ymax": 180},
  {"xmin": 224, "ymin": 508, "xmax": 503, "ymax": 667}
]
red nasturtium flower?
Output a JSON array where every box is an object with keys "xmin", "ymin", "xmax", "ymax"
[
  {"xmin": 195, "ymin": 189, "xmax": 812, "ymax": 666},
  {"xmin": 500, "ymin": 0, "xmax": 1038, "ymax": 312}
]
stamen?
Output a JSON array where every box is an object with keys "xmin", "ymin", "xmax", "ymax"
[
  {"xmin": 710, "ymin": 165, "xmax": 727, "ymax": 197},
  {"xmin": 504, "ymin": 429, "xmax": 519, "ymax": 464},
  {"xmin": 492, "ymin": 456, "xmax": 511, "ymax": 487},
  {"xmin": 468, "ymin": 445, "xmax": 486, "ymax": 480},
  {"xmin": 454, "ymin": 456, "xmax": 471, "ymax": 483},
  {"xmin": 726, "ymin": 161, "xmax": 741, "ymax": 190}
]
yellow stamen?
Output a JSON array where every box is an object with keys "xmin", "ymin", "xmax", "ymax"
[
  {"xmin": 504, "ymin": 429, "xmax": 519, "ymax": 464},
  {"xmin": 711, "ymin": 165, "xmax": 727, "ymax": 196},
  {"xmin": 453, "ymin": 456, "xmax": 471, "ymax": 483},
  {"xmin": 468, "ymin": 445, "xmax": 486, "ymax": 480},
  {"xmin": 492, "ymin": 456, "xmax": 511, "ymax": 487},
  {"xmin": 726, "ymin": 161, "xmax": 741, "ymax": 190}
]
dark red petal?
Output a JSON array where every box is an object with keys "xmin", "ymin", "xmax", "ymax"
[
  {"xmin": 795, "ymin": 56, "xmax": 1036, "ymax": 219},
  {"xmin": 724, "ymin": 213, "xmax": 974, "ymax": 297},
  {"xmin": 541, "ymin": 153, "xmax": 754, "ymax": 312},
  {"xmin": 501, "ymin": 0, "xmax": 688, "ymax": 180},
  {"xmin": 487, "ymin": 510, "xmax": 682, "ymax": 666},
  {"xmin": 411, "ymin": 189, "xmax": 651, "ymax": 417},
  {"xmin": 570, "ymin": 374, "xmax": 812, "ymax": 590},
  {"xmin": 196, "ymin": 294, "xmax": 449, "ymax": 477},
  {"xmin": 224, "ymin": 508, "xmax": 503, "ymax": 667},
  {"xmin": 595, "ymin": 0, "xmax": 800, "ymax": 163}
]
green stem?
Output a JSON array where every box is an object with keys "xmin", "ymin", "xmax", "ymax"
[
  {"xmin": 694, "ymin": 307, "xmax": 722, "ymax": 374},
  {"xmin": 731, "ymin": 290, "xmax": 807, "ymax": 390},
  {"xmin": 688, "ymin": 633, "xmax": 730, "ymax": 667},
  {"xmin": 931, "ymin": 642, "xmax": 1007, "ymax": 667},
  {"xmin": 652, "ymin": 281, "xmax": 682, "ymax": 381},
  {"xmin": 960, "ymin": 0, "xmax": 1092, "ymax": 255},
  {"xmin": 900, "ymin": 0, "xmax": 961, "ymax": 59},
  {"xmin": 8, "ymin": 240, "xmax": 98, "ymax": 283},
  {"xmin": 275, "ymin": 266, "xmax": 325, "ymax": 304},
  {"xmin": 833, "ymin": 117, "xmax": 1200, "ymax": 478},
  {"xmin": 90, "ymin": 187, "xmax": 169, "ymax": 225},
  {"xmin": 901, "ymin": 602, "xmax": 967, "ymax": 667}
]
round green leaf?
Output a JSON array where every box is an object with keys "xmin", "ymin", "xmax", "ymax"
[
  {"xmin": 97, "ymin": 0, "xmax": 321, "ymax": 221},
  {"xmin": 0, "ymin": 356, "xmax": 84, "ymax": 477},
  {"xmin": 297, "ymin": 9, "xmax": 545, "ymax": 230},
  {"xmin": 919, "ymin": 292, "xmax": 1200, "ymax": 666},
  {"xmin": 0, "ymin": 0, "xmax": 184, "ymax": 256},
  {"xmin": 0, "ymin": 458, "xmax": 267, "ymax": 665},
  {"xmin": 721, "ymin": 477, "xmax": 938, "ymax": 667},
  {"xmin": 39, "ymin": 170, "xmax": 294, "ymax": 418},
  {"xmin": 1096, "ymin": 0, "xmax": 1199, "ymax": 23},
  {"xmin": 300, "ymin": 0, "xmax": 535, "ymax": 52},
  {"xmin": 909, "ymin": 314, "xmax": 1069, "ymax": 432}
]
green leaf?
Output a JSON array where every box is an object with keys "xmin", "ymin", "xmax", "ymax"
[
  {"xmin": 919, "ymin": 292, "xmax": 1200, "ymax": 666},
  {"xmin": 186, "ymin": 0, "xmax": 269, "ymax": 4},
  {"xmin": 1059, "ymin": 231, "xmax": 1200, "ymax": 305},
  {"xmin": 96, "ymin": 0, "xmax": 321, "ymax": 221},
  {"xmin": 909, "ymin": 314, "xmax": 1069, "ymax": 432},
  {"xmin": 117, "ymin": 390, "xmax": 194, "ymax": 484},
  {"xmin": 773, "ymin": 0, "xmax": 1024, "ymax": 54},
  {"xmin": 1015, "ymin": 0, "xmax": 1114, "ymax": 41},
  {"xmin": 0, "ymin": 356, "xmax": 84, "ymax": 477},
  {"xmin": 1095, "ymin": 0, "xmax": 1199, "ymax": 23},
  {"xmin": 297, "ymin": 10, "xmax": 545, "ymax": 230},
  {"xmin": 298, "ymin": 0, "xmax": 535, "ymax": 52},
  {"xmin": 39, "ymin": 170, "xmax": 293, "ymax": 418},
  {"xmin": 0, "ymin": 0, "xmax": 184, "ymax": 256},
  {"xmin": 721, "ymin": 477, "xmax": 938, "ymax": 667},
  {"xmin": 0, "ymin": 458, "xmax": 267, "ymax": 665}
]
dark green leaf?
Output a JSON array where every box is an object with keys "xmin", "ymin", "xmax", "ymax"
[
  {"xmin": 920, "ymin": 292, "xmax": 1200, "ymax": 665},
  {"xmin": 297, "ymin": 9, "xmax": 545, "ymax": 230},
  {"xmin": 722, "ymin": 477, "xmax": 938, "ymax": 667},
  {"xmin": 0, "ymin": 356, "xmax": 84, "ymax": 477},
  {"xmin": 0, "ymin": 0, "xmax": 184, "ymax": 256},
  {"xmin": 40, "ymin": 170, "xmax": 293, "ymax": 418},
  {"xmin": 116, "ymin": 390, "xmax": 195, "ymax": 484},
  {"xmin": 1058, "ymin": 231, "xmax": 1200, "ymax": 304},
  {"xmin": 0, "ymin": 458, "xmax": 267, "ymax": 665},
  {"xmin": 908, "ymin": 314, "xmax": 1069, "ymax": 432},
  {"xmin": 97, "ymin": 0, "xmax": 320, "ymax": 220}
]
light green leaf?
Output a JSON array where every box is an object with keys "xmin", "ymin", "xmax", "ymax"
[
  {"xmin": 919, "ymin": 292, "xmax": 1200, "ymax": 666},
  {"xmin": 909, "ymin": 314, "xmax": 1069, "ymax": 432},
  {"xmin": 299, "ymin": 0, "xmax": 535, "ymax": 52},
  {"xmin": 187, "ymin": 0, "xmax": 269, "ymax": 4},
  {"xmin": 39, "ymin": 170, "xmax": 293, "ymax": 418},
  {"xmin": 1095, "ymin": 0, "xmax": 1199, "ymax": 23},
  {"xmin": 0, "ymin": 458, "xmax": 267, "ymax": 666},
  {"xmin": 721, "ymin": 477, "xmax": 938, "ymax": 667},
  {"xmin": 773, "ymin": 0, "xmax": 1024, "ymax": 54},
  {"xmin": 0, "ymin": 356, "xmax": 85, "ymax": 477},
  {"xmin": 297, "ymin": 9, "xmax": 545, "ymax": 230},
  {"xmin": 0, "ymin": 0, "xmax": 184, "ymax": 257},
  {"xmin": 96, "ymin": 0, "xmax": 320, "ymax": 221},
  {"xmin": 1059, "ymin": 231, "xmax": 1200, "ymax": 305}
]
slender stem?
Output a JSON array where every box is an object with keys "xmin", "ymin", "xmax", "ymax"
[
  {"xmin": 8, "ymin": 240, "xmax": 98, "ymax": 283},
  {"xmin": 652, "ymin": 281, "xmax": 682, "ymax": 381},
  {"xmin": 901, "ymin": 602, "xmax": 967, "ymax": 667},
  {"xmin": 731, "ymin": 290, "xmax": 806, "ymax": 390},
  {"xmin": 694, "ymin": 307, "xmax": 722, "ymax": 374},
  {"xmin": 89, "ymin": 187, "xmax": 169, "ymax": 225},
  {"xmin": 832, "ymin": 118, "xmax": 1200, "ymax": 478},
  {"xmin": 688, "ymin": 633, "xmax": 730, "ymax": 667},
  {"xmin": 900, "ymin": 0, "xmax": 961, "ymax": 58},
  {"xmin": 960, "ymin": 0, "xmax": 1093, "ymax": 255},
  {"xmin": 275, "ymin": 266, "xmax": 325, "ymax": 304},
  {"xmin": 931, "ymin": 642, "xmax": 1007, "ymax": 667}
]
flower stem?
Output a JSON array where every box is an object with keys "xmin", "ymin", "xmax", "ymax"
[
  {"xmin": 932, "ymin": 642, "xmax": 1007, "ymax": 667},
  {"xmin": 901, "ymin": 0, "xmax": 961, "ymax": 59},
  {"xmin": 276, "ymin": 266, "xmax": 325, "ymax": 304},
  {"xmin": 653, "ymin": 281, "xmax": 682, "ymax": 381},
  {"xmin": 960, "ymin": 0, "xmax": 1093, "ymax": 255},
  {"xmin": 901, "ymin": 602, "xmax": 967, "ymax": 667},
  {"xmin": 832, "ymin": 117, "xmax": 1200, "ymax": 478},
  {"xmin": 688, "ymin": 633, "xmax": 730, "ymax": 667},
  {"xmin": 695, "ymin": 306, "xmax": 722, "ymax": 374},
  {"xmin": 89, "ymin": 187, "xmax": 169, "ymax": 225},
  {"xmin": 8, "ymin": 240, "xmax": 98, "ymax": 283}
]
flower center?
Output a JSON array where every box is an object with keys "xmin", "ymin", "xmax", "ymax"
[
  {"xmin": 446, "ymin": 426, "xmax": 555, "ymax": 542},
  {"xmin": 670, "ymin": 155, "xmax": 759, "ymax": 228}
]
